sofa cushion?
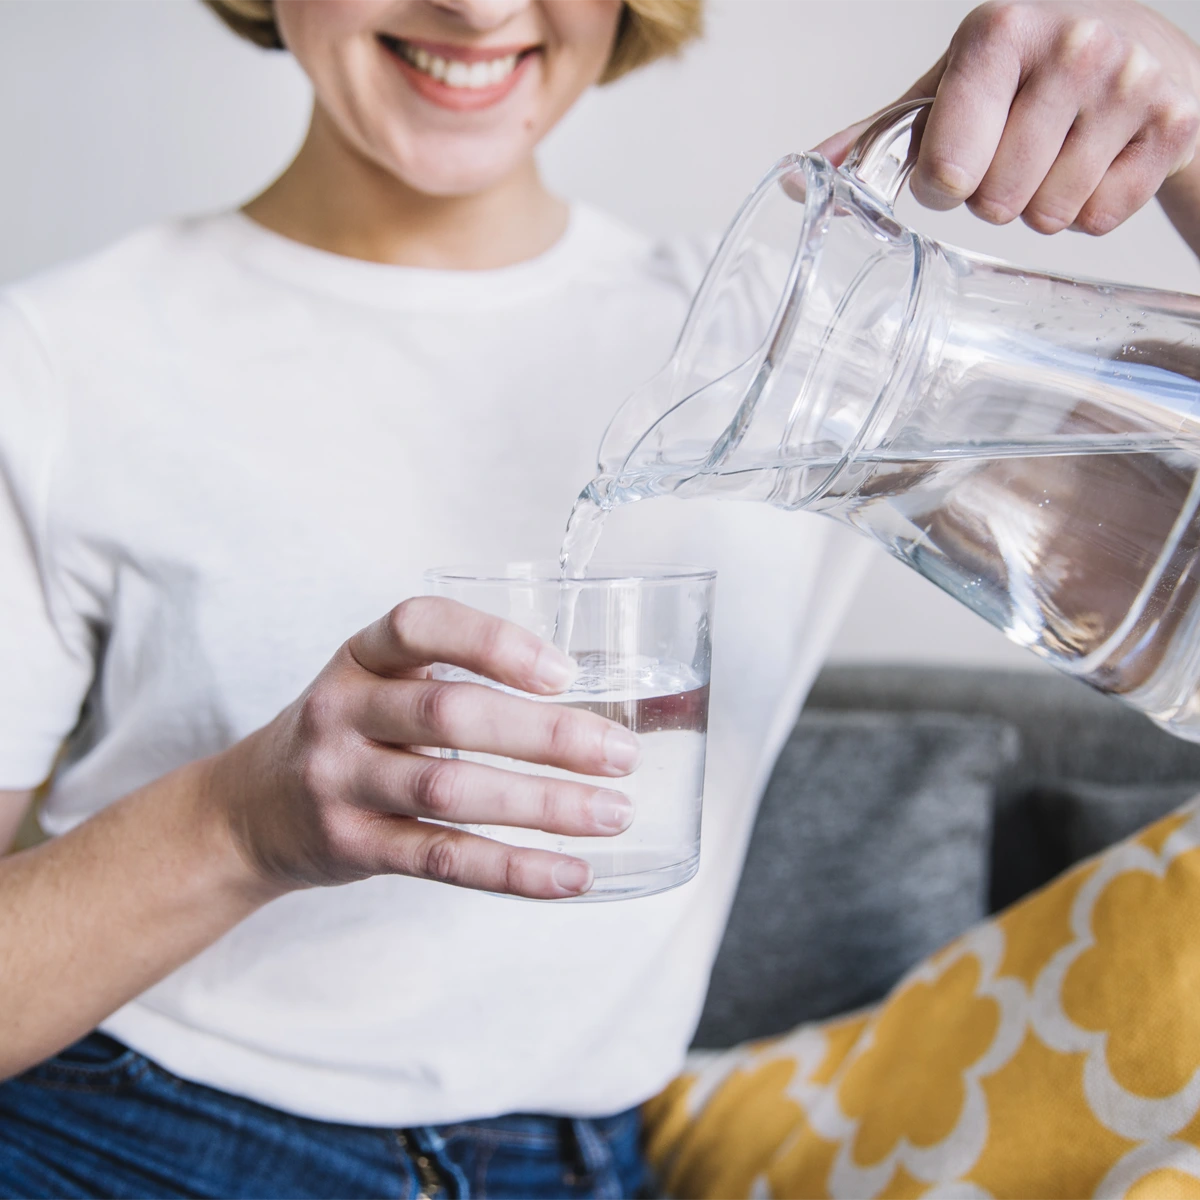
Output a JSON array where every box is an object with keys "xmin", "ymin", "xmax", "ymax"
[
  {"xmin": 649, "ymin": 797, "xmax": 1200, "ymax": 1199},
  {"xmin": 692, "ymin": 711, "xmax": 1018, "ymax": 1049},
  {"xmin": 805, "ymin": 666, "xmax": 1200, "ymax": 785},
  {"xmin": 1032, "ymin": 779, "xmax": 1200, "ymax": 866},
  {"xmin": 803, "ymin": 665, "xmax": 1200, "ymax": 911}
]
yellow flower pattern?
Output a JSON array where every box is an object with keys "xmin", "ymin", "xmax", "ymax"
[
  {"xmin": 1062, "ymin": 856, "xmax": 1200, "ymax": 1099},
  {"xmin": 645, "ymin": 798, "xmax": 1200, "ymax": 1198},
  {"xmin": 838, "ymin": 955, "xmax": 999, "ymax": 1166},
  {"xmin": 1125, "ymin": 1167, "xmax": 1200, "ymax": 1199}
]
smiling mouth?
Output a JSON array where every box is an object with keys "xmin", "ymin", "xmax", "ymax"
[{"xmin": 379, "ymin": 35, "xmax": 536, "ymax": 92}]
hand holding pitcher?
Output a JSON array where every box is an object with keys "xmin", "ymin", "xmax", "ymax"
[{"xmin": 818, "ymin": 1, "xmax": 1200, "ymax": 246}]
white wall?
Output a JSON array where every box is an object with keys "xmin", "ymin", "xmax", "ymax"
[{"xmin": 2, "ymin": 0, "xmax": 1198, "ymax": 668}]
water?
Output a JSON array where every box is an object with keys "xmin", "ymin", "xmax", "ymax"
[
  {"xmin": 437, "ymin": 654, "xmax": 708, "ymax": 899},
  {"xmin": 558, "ymin": 433, "xmax": 1200, "ymax": 737},
  {"xmin": 552, "ymin": 490, "xmax": 611, "ymax": 652},
  {"xmin": 824, "ymin": 439, "xmax": 1200, "ymax": 732}
]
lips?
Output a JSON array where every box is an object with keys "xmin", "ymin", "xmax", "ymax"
[{"xmin": 379, "ymin": 35, "xmax": 538, "ymax": 112}]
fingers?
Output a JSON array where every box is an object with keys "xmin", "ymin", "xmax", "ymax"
[
  {"xmin": 348, "ymin": 596, "xmax": 575, "ymax": 695},
  {"xmin": 1016, "ymin": 39, "xmax": 1198, "ymax": 234},
  {"xmin": 1070, "ymin": 136, "xmax": 1179, "ymax": 236},
  {"xmin": 812, "ymin": 56, "xmax": 945, "ymax": 168},
  {"xmin": 910, "ymin": 11, "xmax": 1024, "ymax": 211},
  {"xmin": 366, "ymin": 818, "xmax": 596, "ymax": 899},
  {"xmin": 905, "ymin": 52, "xmax": 950, "ymax": 111},
  {"xmin": 813, "ymin": 118, "xmax": 873, "ymax": 170},
  {"xmin": 1020, "ymin": 113, "xmax": 1140, "ymax": 234},
  {"xmin": 1020, "ymin": 87, "xmax": 1198, "ymax": 236},
  {"xmin": 966, "ymin": 72, "xmax": 1084, "ymax": 225},
  {"xmin": 902, "ymin": 2, "xmax": 1200, "ymax": 236},
  {"xmin": 353, "ymin": 677, "xmax": 641, "ymax": 777},
  {"xmin": 356, "ymin": 752, "xmax": 634, "ymax": 836}
]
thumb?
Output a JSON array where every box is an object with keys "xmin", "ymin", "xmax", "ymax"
[
  {"xmin": 811, "ymin": 57, "xmax": 947, "ymax": 167},
  {"xmin": 813, "ymin": 117, "xmax": 875, "ymax": 168}
]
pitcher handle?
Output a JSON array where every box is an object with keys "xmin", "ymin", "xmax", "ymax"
[{"xmin": 840, "ymin": 97, "xmax": 935, "ymax": 210}]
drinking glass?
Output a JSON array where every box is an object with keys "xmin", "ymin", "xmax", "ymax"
[{"xmin": 424, "ymin": 562, "xmax": 715, "ymax": 901}]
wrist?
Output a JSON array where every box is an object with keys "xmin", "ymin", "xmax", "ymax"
[
  {"xmin": 1157, "ymin": 153, "xmax": 1200, "ymax": 258},
  {"xmin": 188, "ymin": 737, "xmax": 297, "ymax": 909},
  {"xmin": 1157, "ymin": 35, "xmax": 1200, "ymax": 260}
]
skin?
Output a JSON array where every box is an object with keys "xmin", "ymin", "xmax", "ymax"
[
  {"xmin": 818, "ymin": 0, "xmax": 1200, "ymax": 253},
  {"xmin": 3, "ymin": 0, "xmax": 1200, "ymax": 1081},
  {"xmin": 245, "ymin": 0, "xmax": 623, "ymax": 267}
]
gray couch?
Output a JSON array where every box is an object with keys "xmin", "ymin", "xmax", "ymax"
[{"xmin": 692, "ymin": 665, "xmax": 1200, "ymax": 1050}]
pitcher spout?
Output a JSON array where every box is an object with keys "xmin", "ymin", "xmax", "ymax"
[{"xmin": 596, "ymin": 353, "xmax": 771, "ymax": 501}]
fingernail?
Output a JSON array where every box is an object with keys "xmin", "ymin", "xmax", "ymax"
[
  {"xmin": 533, "ymin": 647, "xmax": 577, "ymax": 693},
  {"xmin": 591, "ymin": 790, "xmax": 634, "ymax": 833},
  {"xmin": 602, "ymin": 728, "xmax": 641, "ymax": 774},
  {"xmin": 552, "ymin": 858, "xmax": 593, "ymax": 895}
]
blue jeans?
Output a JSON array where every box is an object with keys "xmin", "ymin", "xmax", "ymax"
[{"xmin": 0, "ymin": 1033, "xmax": 651, "ymax": 1199}]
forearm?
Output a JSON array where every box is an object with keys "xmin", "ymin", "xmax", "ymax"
[
  {"xmin": 1159, "ymin": 155, "xmax": 1200, "ymax": 260},
  {"xmin": 0, "ymin": 752, "xmax": 286, "ymax": 1079}
]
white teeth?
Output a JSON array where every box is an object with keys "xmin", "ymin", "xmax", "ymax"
[{"xmin": 398, "ymin": 41, "xmax": 521, "ymax": 89}]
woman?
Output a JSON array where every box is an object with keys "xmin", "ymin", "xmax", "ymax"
[{"xmin": 0, "ymin": 1, "xmax": 1197, "ymax": 1195}]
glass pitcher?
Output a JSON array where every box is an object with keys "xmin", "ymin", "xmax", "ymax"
[{"xmin": 591, "ymin": 98, "xmax": 1200, "ymax": 739}]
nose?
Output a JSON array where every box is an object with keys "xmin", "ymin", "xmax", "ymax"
[{"xmin": 425, "ymin": 0, "xmax": 532, "ymax": 33}]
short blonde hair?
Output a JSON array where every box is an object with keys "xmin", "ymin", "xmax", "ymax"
[{"xmin": 202, "ymin": 0, "xmax": 703, "ymax": 84}]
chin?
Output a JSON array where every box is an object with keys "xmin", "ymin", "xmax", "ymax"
[{"xmin": 381, "ymin": 139, "xmax": 534, "ymax": 199}]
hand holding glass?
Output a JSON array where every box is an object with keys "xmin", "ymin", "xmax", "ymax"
[{"xmin": 426, "ymin": 563, "xmax": 714, "ymax": 900}]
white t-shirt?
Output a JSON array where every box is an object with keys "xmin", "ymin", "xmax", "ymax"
[{"xmin": 0, "ymin": 206, "xmax": 869, "ymax": 1125}]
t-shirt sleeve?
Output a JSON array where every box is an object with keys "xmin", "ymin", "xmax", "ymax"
[{"xmin": 0, "ymin": 295, "xmax": 95, "ymax": 788}]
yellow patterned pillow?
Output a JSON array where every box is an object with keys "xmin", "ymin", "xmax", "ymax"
[{"xmin": 645, "ymin": 797, "xmax": 1200, "ymax": 1199}]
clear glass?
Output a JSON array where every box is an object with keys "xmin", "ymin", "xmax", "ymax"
[
  {"xmin": 424, "ymin": 562, "xmax": 715, "ymax": 901},
  {"xmin": 590, "ymin": 100, "xmax": 1200, "ymax": 741}
]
